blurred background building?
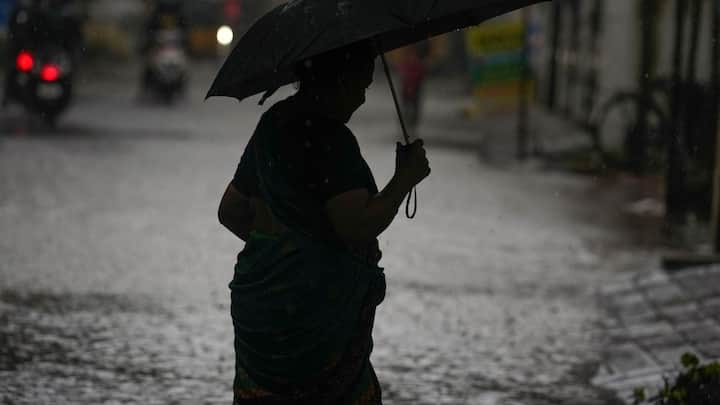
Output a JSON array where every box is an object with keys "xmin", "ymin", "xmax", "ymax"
[
  {"xmin": 531, "ymin": 0, "xmax": 719, "ymax": 233},
  {"xmin": 80, "ymin": 0, "xmax": 283, "ymax": 59},
  {"xmin": 0, "ymin": 0, "xmax": 286, "ymax": 60}
]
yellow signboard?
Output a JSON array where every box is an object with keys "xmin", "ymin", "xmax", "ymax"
[
  {"xmin": 465, "ymin": 13, "xmax": 530, "ymax": 116},
  {"xmin": 466, "ymin": 21, "xmax": 525, "ymax": 55}
]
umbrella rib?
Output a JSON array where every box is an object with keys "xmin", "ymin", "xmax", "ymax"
[
  {"xmin": 427, "ymin": 0, "xmax": 441, "ymax": 18},
  {"xmin": 389, "ymin": 11, "xmax": 415, "ymax": 27},
  {"xmin": 290, "ymin": 29, "xmax": 327, "ymax": 66}
]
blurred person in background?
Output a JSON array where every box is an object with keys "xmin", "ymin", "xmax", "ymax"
[
  {"xmin": 138, "ymin": 0, "xmax": 189, "ymax": 100},
  {"xmin": 46, "ymin": 0, "xmax": 85, "ymax": 54},
  {"xmin": 3, "ymin": 0, "xmax": 33, "ymax": 106},
  {"xmin": 224, "ymin": 0, "xmax": 242, "ymax": 26},
  {"xmin": 396, "ymin": 40, "xmax": 431, "ymax": 137},
  {"xmin": 11, "ymin": 0, "xmax": 84, "ymax": 54},
  {"xmin": 140, "ymin": 0, "xmax": 188, "ymax": 54}
]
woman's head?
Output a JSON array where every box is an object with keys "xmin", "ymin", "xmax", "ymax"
[{"xmin": 294, "ymin": 40, "xmax": 376, "ymax": 122}]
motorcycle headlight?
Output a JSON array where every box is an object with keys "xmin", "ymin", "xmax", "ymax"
[{"xmin": 217, "ymin": 26, "xmax": 234, "ymax": 46}]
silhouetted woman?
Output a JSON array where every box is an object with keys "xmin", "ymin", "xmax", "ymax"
[{"xmin": 218, "ymin": 40, "xmax": 431, "ymax": 404}]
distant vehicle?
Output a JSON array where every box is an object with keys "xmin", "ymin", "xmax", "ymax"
[
  {"xmin": 9, "ymin": 46, "xmax": 74, "ymax": 126},
  {"xmin": 143, "ymin": 28, "xmax": 188, "ymax": 103},
  {"xmin": 3, "ymin": 0, "xmax": 79, "ymax": 126}
]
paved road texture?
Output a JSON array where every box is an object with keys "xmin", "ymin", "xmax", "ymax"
[
  {"xmin": 592, "ymin": 266, "xmax": 720, "ymax": 404},
  {"xmin": 1, "ymin": 62, "xmax": 662, "ymax": 404}
]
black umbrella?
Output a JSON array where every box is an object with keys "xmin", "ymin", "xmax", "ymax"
[
  {"xmin": 207, "ymin": 0, "xmax": 547, "ymax": 217},
  {"xmin": 207, "ymin": 0, "xmax": 545, "ymax": 106}
]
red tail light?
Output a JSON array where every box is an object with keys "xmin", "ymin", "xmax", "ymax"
[
  {"xmin": 16, "ymin": 51, "xmax": 34, "ymax": 72},
  {"xmin": 41, "ymin": 64, "xmax": 61, "ymax": 82}
]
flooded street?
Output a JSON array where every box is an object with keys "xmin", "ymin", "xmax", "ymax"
[{"xmin": 1, "ymin": 63, "xmax": 657, "ymax": 404}]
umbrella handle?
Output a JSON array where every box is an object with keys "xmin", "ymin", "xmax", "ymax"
[
  {"xmin": 405, "ymin": 187, "xmax": 417, "ymax": 219},
  {"xmin": 377, "ymin": 47, "xmax": 418, "ymax": 219}
]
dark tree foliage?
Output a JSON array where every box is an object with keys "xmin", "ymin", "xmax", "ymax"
[{"xmin": 634, "ymin": 353, "xmax": 720, "ymax": 405}]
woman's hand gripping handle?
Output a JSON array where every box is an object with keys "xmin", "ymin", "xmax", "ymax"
[{"xmin": 395, "ymin": 139, "xmax": 430, "ymax": 218}]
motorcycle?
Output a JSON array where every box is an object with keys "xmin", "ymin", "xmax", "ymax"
[
  {"xmin": 7, "ymin": 44, "xmax": 74, "ymax": 126},
  {"xmin": 143, "ymin": 29, "xmax": 188, "ymax": 104}
]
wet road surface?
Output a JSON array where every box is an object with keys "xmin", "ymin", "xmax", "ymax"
[{"xmin": 1, "ymin": 63, "xmax": 658, "ymax": 404}]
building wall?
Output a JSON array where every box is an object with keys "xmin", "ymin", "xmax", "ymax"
[
  {"xmin": 653, "ymin": 0, "xmax": 715, "ymax": 85},
  {"xmin": 84, "ymin": 0, "xmax": 145, "ymax": 58},
  {"xmin": 533, "ymin": 0, "xmax": 718, "ymax": 152},
  {"xmin": 534, "ymin": 1, "xmax": 639, "ymax": 113},
  {"xmin": 593, "ymin": 0, "xmax": 639, "ymax": 149}
]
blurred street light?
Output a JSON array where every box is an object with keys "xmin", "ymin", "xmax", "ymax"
[{"xmin": 216, "ymin": 25, "xmax": 233, "ymax": 46}]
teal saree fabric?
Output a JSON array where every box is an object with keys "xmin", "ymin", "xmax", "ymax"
[{"xmin": 230, "ymin": 97, "xmax": 386, "ymax": 404}]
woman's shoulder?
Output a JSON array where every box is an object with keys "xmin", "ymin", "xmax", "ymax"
[
  {"xmin": 267, "ymin": 97, "xmax": 346, "ymax": 128},
  {"xmin": 257, "ymin": 98, "xmax": 358, "ymax": 158},
  {"xmin": 289, "ymin": 114, "xmax": 351, "ymax": 140}
]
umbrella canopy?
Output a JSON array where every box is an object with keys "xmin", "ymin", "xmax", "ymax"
[{"xmin": 206, "ymin": 0, "xmax": 547, "ymax": 102}]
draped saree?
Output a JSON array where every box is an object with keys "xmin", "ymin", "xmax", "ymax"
[{"xmin": 229, "ymin": 96, "xmax": 386, "ymax": 404}]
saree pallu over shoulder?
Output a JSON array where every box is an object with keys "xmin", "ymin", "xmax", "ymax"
[{"xmin": 230, "ymin": 231, "xmax": 386, "ymax": 402}]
